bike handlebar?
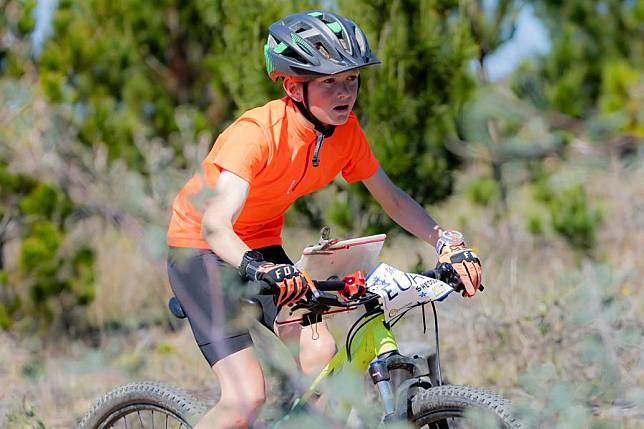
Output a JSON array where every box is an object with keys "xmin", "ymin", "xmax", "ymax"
[
  {"xmin": 168, "ymin": 263, "xmax": 483, "ymax": 320},
  {"xmin": 256, "ymin": 262, "xmax": 477, "ymax": 304},
  {"xmin": 313, "ymin": 279, "xmax": 347, "ymax": 291},
  {"xmin": 256, "ymin": 278, "xmax": 346, "ymax": 295}
]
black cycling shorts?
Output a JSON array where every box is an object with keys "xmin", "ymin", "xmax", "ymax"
[{"xmin": 166, "ymin": 245, "xmax": 293, "ymax": 366}]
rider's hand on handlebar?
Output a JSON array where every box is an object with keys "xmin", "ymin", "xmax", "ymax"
[
  {"xmin": 436, "ymin": 230, "xmax": 482, "ymax": 298},
  {"xmin": 247, "ymin": 260, "xmax": 310, "ymax": 307}
]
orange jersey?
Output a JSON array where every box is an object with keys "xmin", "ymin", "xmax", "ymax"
[{"xmin": 167, "ymin": 97, "xmax": 379, "ymax": 250}]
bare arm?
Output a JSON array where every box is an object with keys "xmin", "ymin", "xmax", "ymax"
[
  {"xmin": 362, "ymin": 167, "xmax": 443, "ymax": 247},
  {"xmin": 201, "ymin": 171, "xmax": 252, "ymax": 268}
]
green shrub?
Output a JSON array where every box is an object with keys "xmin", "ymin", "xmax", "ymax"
[
  {"xmin": 325, "ymin": 199, "xmax": 353, "ymax": 233},
  {"xmin": 17, "ymin": 223, "xmax": 96, "ymax": 328},
  {"xmin": 0, "ymin": 303, "xmax": 11, "ymax": 329},
  {"xmin": 530, "ymin": 169, "xmax": 603, "ymax": 251},
  {"xmin": 465, "ymin": 176, "xmax": 499, "ymax": 207},
  {"xmin": 0, "ymin": 163, "xmax": 96, "ymax": 331},
  {"xmin": 526, "ymin": 211, "xmax": 545, "ymax": 236},
  {"xmin": 16, "ymin": 0, "xmax": 36, "ymax": 35},
  {"xmin": 548, "ymin": 185, "xmax": 603, "ymax": 251},
  {"xmin": 19, "ymin": 221, "xmax": 62, "ymax": 275}
]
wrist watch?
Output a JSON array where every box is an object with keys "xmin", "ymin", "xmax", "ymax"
[
  {"xmin": 238, "ymin": 250, "xmax": 264, "ymax": 280},
  {"xmin": 435, "ymin": 230, "xmax": 465, "ymax": 254}
]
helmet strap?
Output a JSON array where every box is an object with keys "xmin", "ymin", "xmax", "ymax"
[{"xmin": 292, "ymin": 82, "xmax": 336, "ymax": 138}]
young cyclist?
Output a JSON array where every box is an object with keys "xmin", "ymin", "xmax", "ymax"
[{"xmin": 166, "ymin": 11, "xmax": 482, "ymax": 429}]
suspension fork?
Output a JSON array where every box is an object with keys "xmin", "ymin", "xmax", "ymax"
[{"xmin": 369, "ymin": 350, "xmax": 434, "ymax": 421}]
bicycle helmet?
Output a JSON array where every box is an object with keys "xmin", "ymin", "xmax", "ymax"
[{"xmin": 264, "ymin": 11, "xmax": 381, "ymax": 81}]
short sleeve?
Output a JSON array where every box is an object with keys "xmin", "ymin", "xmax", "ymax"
[
  {"xmin": 342, "ymin": 122, "xmax": 379, "ymax": 183},
  {"xmin": 208, "ymin": 119, "xmax": 269, "ymax": 183}
]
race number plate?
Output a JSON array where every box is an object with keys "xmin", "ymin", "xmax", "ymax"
[{"xmin": 366, "ymin": 263, "xmax": 453, "ymax": 324}]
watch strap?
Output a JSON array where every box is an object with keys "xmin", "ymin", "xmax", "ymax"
[{"xmin": 435, "ymin": 230, "xmax": 465, "ymax": 254}]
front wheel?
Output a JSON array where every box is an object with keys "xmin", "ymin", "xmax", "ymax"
[
  {"xmin": 78, "ymin": 381, "xmax": 207, "ymax": 429},
  {"xmin": 410, "ymin": 385, "xmax": 520, "ymax": 428}
]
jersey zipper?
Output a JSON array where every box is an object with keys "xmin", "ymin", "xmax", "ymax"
[
  {"xmin": 287, "ymin": 133, "xmax": 322, "ymax": 195},
  {"xmin": 311, "ymin": 133, "xmax": 324, "ymax": 167}
]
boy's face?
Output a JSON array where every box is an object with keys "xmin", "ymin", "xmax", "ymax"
[
  {"xmin": 308, "ymin": 70, "xmax": 360, "ymax": 125},
  {"xmin": 285, "ymin": 70, "xmax": 360, "ymax": 126}
]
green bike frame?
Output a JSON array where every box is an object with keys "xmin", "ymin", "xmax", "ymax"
[{"xmin": 290, "ymin": 312, "xmax": 398, "ymax": 410}]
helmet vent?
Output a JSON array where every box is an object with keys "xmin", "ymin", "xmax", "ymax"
[
  {"xmin": 282, "ymin": 49, "xmax": 307, "ymax": 64},
  {"xmin": 293, "ymin": 23, "xmax": 312, "ymax": 33},
  {"xmin": 338, "ymin": 35, "xmax": 348, "ymax": 51},
  {"xmin": 276, "ymin": 43, "xmax": 307, "ymax": 64},
  {"xmin": 315, "ymin": 42, "xmax": 331, "ymax": 59},
  {"xmin": 354, "ymin": 27, "xmax": 366, "ymax": 56}
]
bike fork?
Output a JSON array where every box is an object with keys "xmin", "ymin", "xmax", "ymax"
[{"xmin": 368, "ymin": 357, "xmax": 396, "ymax": 416}]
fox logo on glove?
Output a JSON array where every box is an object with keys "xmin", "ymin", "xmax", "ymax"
[{"xmin": 273, "ymin": 265, "xmax": 300, "ymax": 281}]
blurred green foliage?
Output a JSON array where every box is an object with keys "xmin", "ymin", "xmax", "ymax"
[
  {"xmin": 0, "ymin": 161, "xmax": 95, "ymax": 331},
  {"xmin": 454, "ymin": 86, "xmax": 565, "ymax": 211},
  {"xmin": 15, "ymin": 0, "xmax": 319, "ymax": 167},
  {"xmin": 326, "ymin": 0, "xmax": 478, "ymax": 232},
  {"xmin": 465, "ymin": 176, "xmax": 500, "ymax": 207},
  {"xmin": 516, "ymin": 1, "xmax": 644, "ymax": 137},
  {"xmin": 548, "ymin": 185, "xmax": 603, "ymax": 252},
  {"xmin": 463, "ymin": 0, "xmax": 522, "ymax": 78},
  {"xmin": 4, "ymin": 397, "xmax": 47, "ymax": 429},
  {"xmin": 532, "ymin": 172, "xmax": 603, "ymax": 252}
]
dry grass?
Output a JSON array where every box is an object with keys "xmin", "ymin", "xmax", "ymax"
[
  {"xmin": 1, "ymin": 326, "xmax": 212, "ymax": 428},
  {"xmin": 87, "ymin": 224, "xmax": 171, "ymax": 330},
  {"xmin": 443, "ymin": 160, "xmax": 641, "ymax": 378}
]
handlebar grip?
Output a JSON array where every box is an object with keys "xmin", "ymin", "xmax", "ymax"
[
  {"xmin": 314, "ymin": 279, "xmax": 346, "ymax": 291},
  {"xmin": 423, "ymin": 265, "xmax": 486, "ymax": 293},
  {"xmin": 421, "ymin": 263, "xmax": 460, "ymax": 287},
  {"xmin": 255, "ymin": 278, "xmax": 346, "ymax": 295},
  {"xmin": 420, "ymin": 269, "xmax": 439, "ymax": 279}
]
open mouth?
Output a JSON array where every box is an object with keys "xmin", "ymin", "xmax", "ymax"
[{"xmin": 333, "ymin": 105, "xmax": 350, "ymax": 112}]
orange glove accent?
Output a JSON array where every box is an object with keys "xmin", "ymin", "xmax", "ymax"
[
  {"xmin": 253, "ymin": 262, "xmax": 310, "ymax": 307},
  {"xmin": 274, "ymin": 275, "xmax": 309, "ymax": 307},
  {"xmin": 438, "ymin": 244, "xmax": 482, "ymax": 297}
]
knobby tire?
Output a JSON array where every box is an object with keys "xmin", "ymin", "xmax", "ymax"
[
  {"xmin": 78, "ymin": 381, "xmax": 207, "ymax": 429},
  {"xmin": 410, "ymin": 384, "xmax": 520, "ymax": 428}
]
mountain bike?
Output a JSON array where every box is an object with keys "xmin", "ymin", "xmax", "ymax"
[{"xmin": 79, "ymin": 247, "xmax": 520, "ymax": 428}]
